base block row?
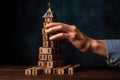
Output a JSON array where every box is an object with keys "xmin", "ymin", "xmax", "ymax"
[{"xmin": 25, "ymin": 64, "xmax": 80, "ymax": 75}]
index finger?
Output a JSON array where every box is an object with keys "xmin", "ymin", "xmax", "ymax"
[{"xmin": 45, "ymin": 22, "xmax": 62, "ymax": 29}]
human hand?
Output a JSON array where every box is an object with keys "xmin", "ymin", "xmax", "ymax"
[{"xmin": 45, "ymin": 22, "xmax": 93, "ymax": 52}]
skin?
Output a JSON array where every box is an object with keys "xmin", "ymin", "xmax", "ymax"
[{"xmin": 45, "ymin": 22, "xmax": 108, "ymax": 58}]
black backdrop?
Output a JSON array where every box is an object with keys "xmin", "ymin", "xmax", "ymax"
[{"xmin": 1, "ymin": 0, "xmax": 120, "ymax": 66}]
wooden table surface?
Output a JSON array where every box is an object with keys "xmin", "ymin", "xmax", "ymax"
[{"xmin": 0, "ymin": 66, "xmax": 120, "ymax": 80}]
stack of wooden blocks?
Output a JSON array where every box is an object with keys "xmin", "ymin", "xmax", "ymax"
[{"xmin": 25, "ymin": 3, "xmax": 80, "ymax": 76}]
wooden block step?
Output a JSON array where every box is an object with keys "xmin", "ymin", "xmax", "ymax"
[
  {"xmin": 39, "ymin": 47, "xmax": 61, "ymax": 54},
  {"xmin": 32, "ymin": 67, "xmax": 42, "ymax": 75},
  {"xmin": 68, "ymin": 64, "xmax": 80, "ymax": 75},
  {"xmin": 43, "ymin": 34, "xmax": 49, "ymax": 41},
  {"xmin": 58, "ymin": 65, "xmax": 72, "ymax": 75},
  {"xmin": 46, "ymin": 59, "xmax": 63, "ymax": 68},
  {"xmin": 44, "ymin": 18, "xmax": 53, "ymax": 23},
  {"xmin": 44, "ymin": 68, "xmax": 52, "ymax": 75},
  {"xmin": 38, "ymin": 59, "xmax": 63, "ymax": 68},
  {"xmin": 47, "ymin": 54, "xmax": 62, "ymax": 61},
  {"xmin": 39, "ymin": 47, "xmax": 54, "ymax": 54},
  {"xmin": 43, "ymin": 40, "xmax": 59, "ymax": 47},
  {"xmin": 38, "ymin": 61, "xmax": 44, "ymax": 67},
  {"xmin": 39, "ymin": 54, "xmax": 48, "ymax": 61},
  {"xmin": 53, "ymin": 67, "xmax": 60, "ymax": 74},
  {"xmin": 25, "ymin": 66, "xmax": 37, "ymax": 75},
  {"xmin": 43, "ymin": 22, "xmax": 50, "ymax": 28}
]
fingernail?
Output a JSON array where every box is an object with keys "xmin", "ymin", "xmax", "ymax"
[
  {"xmin": 45, "ymin": 24, "xmax": 48, "ymax": 28},
  {"xmin": 49, "ymin": 37, "xmax": 53, "ymax": 40},
  {"xmin": 45, "ymin": 30, "xmax": 48, "ymax": 33}
]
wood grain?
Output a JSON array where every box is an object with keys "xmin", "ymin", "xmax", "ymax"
[{"xmin": 0, "ymin": 66, "xmax": 120, "ymax": 80}]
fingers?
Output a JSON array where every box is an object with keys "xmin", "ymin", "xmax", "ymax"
[
  {"xmin": 45, "ymin": 22, "xmax": 61, "ymax": 29},
  {"xmin": 45, "ymin": 25, "xmax": 66, "ymax": 34},
  {"xmin": 49, "ymin": 33, "xmax": 69, "ymax": 40},
  {"xmin": 45, "ymin": 22, "xmax": 71, "ymax": 34}
]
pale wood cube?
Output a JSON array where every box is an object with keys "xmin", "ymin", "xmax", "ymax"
[
  {"xmin": 43, "ymin": 34, "xmax": 49, "ymax": 41},
  {"xmin": 45, "ymin": 18, "xmax": 53, "ymax": 22},
  {"xmin": 53, "ymin": 67, "xmax": 60, "ymax": 74},
  {"xmin": 25, "ymin": 66, "xmax": 37, "ymax": 75},
  {"xmin": 47, "ymin": 53, "xmax": 62, "ymax": 61},
  {"xmin": 42, "ymin": 28, "xmax": 45, "ymax": 34},
  {"xmin": 43, "ymin": 41, "xmax": 49, "ymax": 47},
  {"xmin": 46, "ymin": 59, "xmax": 63, "ymax": 68},
  {"xmin": 38, "ymin": 61, "xmax": 44, "ymax": 67},
  {"xmin": 39, "ymin": 54, "xmax": 47, "ymax": 61},
  {"xmin": 32, "ymin": 67, "xmax": 42, "ymax": 75},
  {"xmin": 43, "ymin": 22, "xmax": 50, "ymax": 28},
  {"xmin": 44, "ymin": 68, "xmax": 52, "ymax": 75},
  {"xmin": 58, "ymin": 65, "xmax": 72, "ymax": 75},
  {"xmin": 68, "ymin": 64, "xmax": 80, "ymax": 75},
  {"xmin": 39, "ymin": 47, "xmax": 54, "ymax": 54}
]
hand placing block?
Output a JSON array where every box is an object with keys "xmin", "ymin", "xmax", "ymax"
[{"xmin": 25, "ymin": 3, "xmax": 80, "ymax": 76}]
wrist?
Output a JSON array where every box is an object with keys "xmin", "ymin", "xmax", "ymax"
[
  {"xmin": 89, "ymin": 39, "xmax": 98, "ymax": 53},
  {"xmin": 80, "ymin": 37, "xmax": 93, "ymax": 52},
  {"xmin": 90, "ymin": 39, "xmax": 107, "ymax": 57}
]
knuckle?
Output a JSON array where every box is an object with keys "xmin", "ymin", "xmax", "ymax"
[
  {"xmin": 59, "ymin": 25, "xmax": 63, "ymax": 29},
  {"xmin": 61, "ymin": 33, "xmax": 64, "ymax": 37},
  {"xmin": 58, "ymin": 22, "xmax": 62, "ymax": 25},
  {"xmin": 71, "ymin": 25, "xmax": 77, "ymax": 31},
  {"xmin": 70, "ymin": 33, "xmax": 77, "ymax": 39},
  {"xmin": 49, "ymin": 28, "xmax": 53, "ymax": 31},
  {"xmin": 51, "ymin": 22, "xmax": 54, "ymax": 25}
]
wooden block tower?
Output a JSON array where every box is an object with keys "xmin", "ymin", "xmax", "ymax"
[
  {"xmin": 25, "ymin": 3, "xmax": 80, "ymax": 75},
  {"xmin": 38, "ymin": 3, "xmax": 63, "ymax": 70}
]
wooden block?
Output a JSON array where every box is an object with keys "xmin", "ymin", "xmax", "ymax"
[
  {"xmin": 43, "ymin": 22, "xmax": 50, "ymax": 28},
  {"xmin": 68, "ymin": 64, "xmax": 80, "ymax": 75},
  {"xmin": 32, "ymin": 67, "xmax": 42, "ymax": 75},
  {"xmin": 39, "ymin": 47, "xmax": 54, "ymax": 54},
  {"xmin": 53, "ymin": 67, "xmax": 60, "ymax": 74},
  {"xmin": 43, "ymin": 41, "xmax": 49, "ymax": 47},
  {"xmin": 42, "ymin": 28, "xmax": 45, "ymax": 34},
  {"xmin": 43, "ymin": 40, "xmax": 59, "ymax": 47},
  {"xmin": 58, "ymin": 65, "xmax": 72, "ymax": 75},
  {"xmin": 46, "ymin": 59, "xmax": 63, "ymax": 68},
  {"xmin": 47, "ymin": 53, "xmax": 62, "ymax": 61},
  {"xmin": 44, "ymin": 68, "xmax": 52, "ymax": 75},
  {"xmin": 50, "ymin": 41, "xmax": 56, "ymax": 47},
  {"xmin": 47, "ymin": 54, "xmax": 54, "ymax": 61},
  {"xmin": 25, "ymin": 66, "xmax": 37, "ymax": 75},
  {"xmin": 55, "ymin": 40, "xmax": 60, "ymax": 46},
  {"xmin": 38, "ymin": 61, "xmax": 44, "ymax": 67},
  {"xmin": 44, "ymin": 60, "xmax": 63, "ymax": 68},
  {"xmin": 43, "ymin": 34, "xmax": 49, "ymax": 41},
  {"xmin": 39, "ymin": 54, "xmax": 47, "ymax": 61},
  {"xmin": 45, "ymin": 18, "xmax": 53, "ymax": 22}
]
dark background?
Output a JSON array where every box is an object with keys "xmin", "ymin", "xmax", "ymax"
[{"xmin": 1, "ymin": 0, "xmax": 120, "ymax": 66}]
